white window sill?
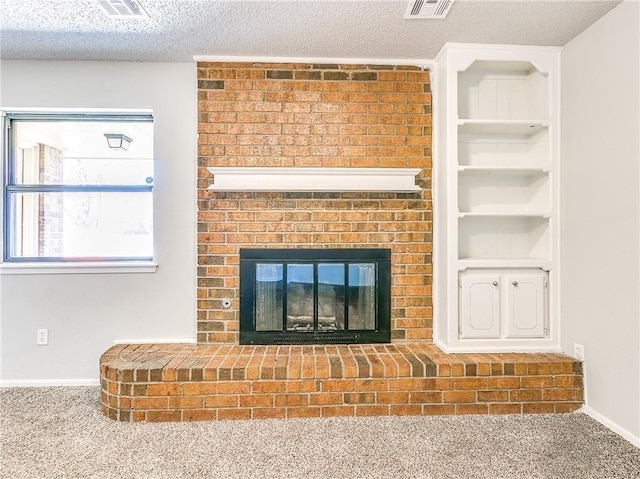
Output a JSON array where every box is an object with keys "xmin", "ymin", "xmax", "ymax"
[{"xmin": 0, "ymin": 261, "xmax": 158, "ymax": 275}]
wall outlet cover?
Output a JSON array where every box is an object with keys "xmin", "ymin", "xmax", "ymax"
[
  {"xmin": 37, "ymin": 329, "xmax": 49, "ymax": 346},
  {"xmin": 574, "ymin": 343, "xmax": 584, "ymax": 361}
]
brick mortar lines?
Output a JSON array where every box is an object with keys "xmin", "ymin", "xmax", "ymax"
[
  {"xmin": 105, "ymin": 376, "xmax": 583, "ymax": 393},
  {"xmin": 101, "ymin": 379, "xmax": 584, "ymax": 422}
]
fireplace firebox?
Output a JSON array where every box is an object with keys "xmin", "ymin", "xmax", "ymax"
[{"xmin": 239, "ymin": 248, "xmax": 391, "ymax": 345}]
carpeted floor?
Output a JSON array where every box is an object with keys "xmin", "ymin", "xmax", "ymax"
[{"xmin": 1, "ymin": 387, "xmax": 639, "ymax": 479}]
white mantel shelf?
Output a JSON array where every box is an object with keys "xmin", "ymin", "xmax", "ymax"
[{"xmin": 207, "ymin": 167, "xmax": 422, "ymax": 192}]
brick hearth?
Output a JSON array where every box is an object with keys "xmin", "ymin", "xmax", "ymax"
[{"xmin": 100, "ymin": 343, "xmax": 583, "ymax": 422}]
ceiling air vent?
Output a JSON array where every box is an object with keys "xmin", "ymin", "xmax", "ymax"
[
  {"xmin": 404, "ymin": 0, "xmax": 455, "ymax": 19},
  {"xmin": 97, "ymin": 0, "xmax": 149, "ymax": 18}
]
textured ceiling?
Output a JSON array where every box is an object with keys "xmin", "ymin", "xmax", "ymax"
[{"xmin": 0, "ymin": 0, "xmax": 623, "ymax": 63}]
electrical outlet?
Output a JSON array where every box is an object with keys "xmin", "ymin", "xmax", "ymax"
[
  {"xmin": 574, "ymin": 343, "xmax": 584, "ymax": 361},
  {"xmin": 37, "ymin": 329, "xmax": 48, "ymax": 346}
]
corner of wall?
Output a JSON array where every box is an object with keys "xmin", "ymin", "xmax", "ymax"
[{"xmin": 560, "ymin": 0, "xmax": 640, "ymax": 441}]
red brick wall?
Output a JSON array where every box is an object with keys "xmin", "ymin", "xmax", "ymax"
[{"xmin": 197, "ymin": 63, "xmax": 432, "ymax": 343}]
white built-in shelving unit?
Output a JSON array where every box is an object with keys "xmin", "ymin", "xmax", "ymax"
[{"xmin": 433, "ymin": 43, "xmax": 561, "ymax": 352}]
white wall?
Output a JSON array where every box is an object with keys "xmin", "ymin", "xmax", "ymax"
[
  {"xmin": 561, "ymin": 0, "xmax": 640, "ymax": 445},
  {"xmin": 0, "ymin": 61, "xmax": 197, "ymax": 383}
]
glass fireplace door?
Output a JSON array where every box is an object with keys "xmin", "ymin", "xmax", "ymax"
[
  {"xmin": 348, "ymin": 263, "xmax": 376, "ymax": 330},
  {"xmin": 240, "ymin": 249, "xmax": 390, "ymax": 345},
  {"xmin": 318, "ymin": 264, "xmax": 346, "ymax": 331},
  {"xmin": 255, "ymin": 264, "xmax": 283, "ymax": 331},
  {"xmin": 286, "ymin": 264, "xmax": 314, "ymax": 331}
]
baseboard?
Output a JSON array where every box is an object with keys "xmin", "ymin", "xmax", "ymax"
[
  {"xmin": 579, "ymin": 405, "xmax": 640, "ymax": 448},
  {"xmin": 113, "ymin": 338, "xmax": 197, "ymax": 345},
  {"xmin": 0, "ymin": 378, "xmax": 100, "ymax": 387}
]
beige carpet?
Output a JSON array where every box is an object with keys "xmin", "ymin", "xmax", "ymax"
[{"xmin": 1, "ymin": 387, "xmax": 639, "ymax": 479}]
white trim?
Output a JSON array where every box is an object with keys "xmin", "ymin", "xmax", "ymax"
[
  {"xmin": 193, "ymin": 55, "xmax": 434, "ymax": 70},
  {"xmin": 0, "ymin": 261, "xmax": 158, "ymax": 275},
  {"xmin": 579, "ymin": 406, "xmax": 640, "ymax": 448},
  {"xmin": 437, "ymin": 43, "xmax": 562, "ymax": 57},
  {"xmin": 207, "ymin": 167, "xmax": 422, "ymax": 192},
  {"xmin": 0, "ymin": 107, "xmax": 153, "ymax": 115},
  {"xmin": 113, "ymin": 338, "xmax": 197, "ymax": 345},
  {"xmin": 431, "ymin": 344, "xmax": 563, "ymax": 354},
  {"xmin": 432, "ymin": 335, "xmax": 563, "ymax": 354},
  {"xmin": 0, "ymin": 378, "xmax": 100, "ymax": 387}
]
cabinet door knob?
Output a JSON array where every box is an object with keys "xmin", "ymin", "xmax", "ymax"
[
  {"xmin": 492, "ymin": 281, "xmax": 498, "ymax": 286},
  {"xmin": 512, "ymin": 281, "xmax": 518, "ymax": 286}
]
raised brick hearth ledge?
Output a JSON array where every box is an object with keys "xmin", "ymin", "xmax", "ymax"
[{"xmin": 100, "ymin": 342, "xmax": 583, "ymax": 422}]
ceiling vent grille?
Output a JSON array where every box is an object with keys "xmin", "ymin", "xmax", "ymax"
[
  {"xmin": 97, "ymin": 0, "xmax": 149, "ymax": 18},
  {"xmin": 404, "ymin": 0, "xmax": 455, "ymax": 19}
]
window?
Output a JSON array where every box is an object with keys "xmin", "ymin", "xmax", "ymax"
[{"xmin": 2, "ymin": 112, "xmax": 154, "ymax": 262}]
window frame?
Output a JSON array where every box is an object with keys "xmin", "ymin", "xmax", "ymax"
[{"xmin": 2, "ymin": 111, "xmax": 155, "ymax": 265}]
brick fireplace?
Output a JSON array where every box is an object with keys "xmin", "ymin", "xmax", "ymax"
[
  {"xmin": 196, "ymin": 62, "xmax": 433, "ymax": 343},
  {"xmin": 99, "ymin": 62, "xmax": 583, "ymax": 421}
]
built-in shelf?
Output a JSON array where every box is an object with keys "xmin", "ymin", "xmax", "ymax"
[
  {"xmin": 458, "ymin": 166, "xmax": 549, "ymax": 175},
  {"xmin": 434, "ymin": 43, "xmax": 559, "ymax": 352},
  {"xmin": 458, "ymin": 258, "xmax": 551, "ymax": 270},
  {"xmin": 458, "ymin": 215, "xmax": 550, "ymax": 264},
  {"xmin": 458, "ymin": 169, "xmax": 550, "ymax": 214},
  {"xmin": 458, "ymin": 129, "xmax": 550, "ymax": 168},
  {"xmin": 207, "ymin": 167, "xmax": 422, "ymax": 192},
  {"xmin": 458, "ymin": 120, "xmax": 548, "ymax": 136},
  {"xmin": 458, "ymin": 212, "xmax": 551, "ymax": 218}
]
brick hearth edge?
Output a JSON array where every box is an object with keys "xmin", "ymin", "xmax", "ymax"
[{"xmin": 100, "ymin": 342, "xmax": 583, "ymax": 422}]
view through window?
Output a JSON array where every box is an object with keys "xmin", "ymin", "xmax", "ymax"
[{"xmin": 3, "ymin": 113, "xmax": 154, "ymax": 261}]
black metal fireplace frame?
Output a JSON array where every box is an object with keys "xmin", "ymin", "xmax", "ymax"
[{"xmin": 239, "ymin": 248, "xmax": 391, "ymax": 345}]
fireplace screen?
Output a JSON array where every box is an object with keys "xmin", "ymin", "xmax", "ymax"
[{"xmin": 240, "ymin": 249, "xmax": 391, "ymax": 345}]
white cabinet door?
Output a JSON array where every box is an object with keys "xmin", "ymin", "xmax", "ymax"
[
  {"xmin": 460, "ymin": 274, "xmax": 501, "ymax": 338},
  {"xmin": 505, "ymin": 273, "xmax": 546, "ymax": 338}
]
